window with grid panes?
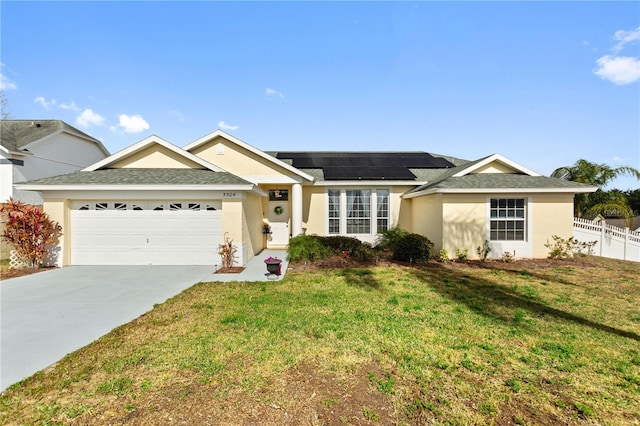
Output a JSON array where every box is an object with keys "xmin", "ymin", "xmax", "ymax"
[
  {"xmin": 328, "ymin": 189, "xmax": 341, "ymax": 234},
  {"xmin": 346, "ymin": 190, "xmax": 371, "ymax": 234},
  {"xmin": 490, "ymin": 198, "xmax": 526, "ymax": 241},
  {"xmin": 376, "ymin": 189, "xmax": 389, "ymax": 232}
]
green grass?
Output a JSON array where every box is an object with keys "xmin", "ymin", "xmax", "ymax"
[{"xmin": 1, "ymin": 256, "xmax": 639, "ymax": 425}]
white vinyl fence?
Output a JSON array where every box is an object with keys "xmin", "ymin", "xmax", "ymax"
[{"xmin": 573, "ymin": 218, "xmax": 640, "ymax": 262}]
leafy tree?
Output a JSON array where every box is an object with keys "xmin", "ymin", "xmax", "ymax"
[
  {"xmin": 551, "ymin": 159, "xmax": 640, "ymax": 225},
  {"xmin": 624, "ymin": 189, "xmax": 640, "ymax": 214},
  {"xmin": 1, "ymin": 198, "xmax": 62, "ymax": 267}
]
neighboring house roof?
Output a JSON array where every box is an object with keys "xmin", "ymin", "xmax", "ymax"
[
  {"xmin": 19, "ymin": 168, "xmax": 252, "ymax": 186},
  {"xmin": 271, "ymin": 151, "xmax": 457, "ymax": 181},
  {"xmin": 603, "ymin": 216, "xmax": 640, "ymax": 231},
  {"xmin": 0, "ymin": 119, "xmax": 109, "ymax": 155}
]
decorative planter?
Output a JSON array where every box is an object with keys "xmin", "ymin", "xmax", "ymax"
[{"xmin": 265, "ymin": 261, "xmax": 282, "ymax": 275}]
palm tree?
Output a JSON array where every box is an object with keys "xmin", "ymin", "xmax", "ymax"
[{"xmin": 551, "ymin": 159, "xmax": 640, "ymax": 226}]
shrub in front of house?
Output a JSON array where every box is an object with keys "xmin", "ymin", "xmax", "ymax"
[
  {"xmin": 352, "ymin": 241, "xmax": 376, "ymax": 262},
  {"xmin": 287, "ymin": 235, "xmax": 330, "ymax": 262},
  {"xmin": 391, "ymin": 233, "xmax": 435, "ymax": 263},
  {"xmin": 316, "ymin": 236, "xmax": 363, "ymax": 255},
  {"xmin": 376, "ymin": 227, "xmax": 410, "ymax": 253}
]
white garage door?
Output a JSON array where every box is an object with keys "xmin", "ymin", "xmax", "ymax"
[{"xmin": 71, "ymin": 201, "xmax": 222, "ymax": 265}]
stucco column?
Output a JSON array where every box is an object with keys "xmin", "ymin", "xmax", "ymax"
[{"xmin": 291, "ymin": 183, "xmax": 303, "ymax": 237}]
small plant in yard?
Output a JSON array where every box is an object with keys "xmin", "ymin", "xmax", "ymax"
[
  {"xmin": 476, "ymin": 240, "xmax": 491, "ymax": 261},
  {"xmin": 545, "ymin": 235, "xmax": 597, "ymax": 260},
  {"xmin": 455, "ymin": 248, "xmax": 468, "ymax": 261},
  {"xmin": 362, "ymin": 407, "xmax": 380, "ymax": 421},
  {"xmin": 439, "ymin": 248, "xmax": 450, "ymax": 263},
  {"xmin": 1, "ymin": 198, "xmax": 62, "ymax": 268},
  {"xmin": 368, "ymin": 371, "xmax": 395, "ymax": 394},
  {"xmin": 501, "ymin": 251, "xmax": 515, "ymax": 263},
  {"xmin": 217, "ymin": 233, "xmax": 238, "ymax": 269}
]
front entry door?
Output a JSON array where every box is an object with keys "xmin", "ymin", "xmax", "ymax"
[{"xmin": 268, "ymin": 189, "xmax": 290, "ymax": 247}]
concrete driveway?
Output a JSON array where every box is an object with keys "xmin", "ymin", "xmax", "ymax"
[{"xmin": 1, "ymin": 265, "xmax": 215, "ymax": 392}]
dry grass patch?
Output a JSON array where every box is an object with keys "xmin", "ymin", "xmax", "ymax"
[{"xmin": 0, "ymin": 256, "xmax": 638, "ymax": 425}]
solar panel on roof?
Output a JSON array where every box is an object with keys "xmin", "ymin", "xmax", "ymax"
[
  {"xmin": 323, "ymin": 166, "xmax": 417, "ymax": 180},
  {"xmin": 275, "ymin": 151, "xmax": 454, "ymax": 180}
]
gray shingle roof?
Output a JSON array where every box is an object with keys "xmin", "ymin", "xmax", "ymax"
[
  {"xmin": 21, "ymin": 168, "xmax": 252, "ymax": 186},
  {"xmin": 410, "ymin": 173, "xmax": 596, "ymax": 192},
  {"xmin": 1, "ymin": 120, "xmax": 103, "ymax": 152}
]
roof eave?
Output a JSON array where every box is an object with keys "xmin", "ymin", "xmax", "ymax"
[
  {"xmin": 15, "ymin": 183, "xmax": 258, "ymax": 192},
  {"xmin": 403, "ymin": 186, "xmax": 598, "ymax": 198},
  {"xmin": 314, "ymin": 180, "xmax": 427, "ymax": 187}
]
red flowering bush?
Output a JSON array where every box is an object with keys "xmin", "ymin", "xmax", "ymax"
[{"xmin": 1, "ymin": 198, "xmax": 62, "ymax": 267}]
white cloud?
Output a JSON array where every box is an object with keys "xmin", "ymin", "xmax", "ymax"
[
  {"xmin": 34, "ymin": 96, "xmax": 57, "ymax": 109},
  {"xmin": 76, "ymin": 109, "xmax": 105, "ymax": 128},
  {"xmin": 613, "ymin": 26, "xmax": 640, "ymax": 52},
  {"xmin": 594, "ymin": 27, "xmax": 640, "ymax": 85},
  {"xmin": 0, "ymin": 73, "xmax": 16, "ymax": 90},
  {"xmin": 0, "ymin": 63, "xmax": 16, "ymax": 90},
  {"xmin": 218, "ymin": 120, "xmax": 239, "ymax": 131},
  {"xmin": 60, "ymin": 101, "xmax": 80, "ymax": 111},
  {"xmin": 113, "ymin": 114, "xmax": 150, "ymax": 134},
  {"xmin": 594, "ymin": 55, "xmax": 640, "ymax": 85},
  {"xmin": 168, "ymin": 109, "xmax": 184, "ymax": 121},
  {"xmin": 265, "ymin": 87, "xmax": 285, "ymax": 98}
]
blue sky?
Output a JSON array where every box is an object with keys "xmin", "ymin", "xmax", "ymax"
[{"xmin": 1, "ymin": 1, "xmax": 639, "ymax": 189}]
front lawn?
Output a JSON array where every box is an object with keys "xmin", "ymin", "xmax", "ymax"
[{"xmin": 1, "ymin": 256, "xmax": 639, "ymax": 425}]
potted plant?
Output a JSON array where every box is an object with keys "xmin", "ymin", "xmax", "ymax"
[
  {"xmin": 264, "ymin": 256, "xmax": 282, "ymax": 275},
  {"xmin": 263, "ymin": 223, "xmax": 272, "ymax": 234}
]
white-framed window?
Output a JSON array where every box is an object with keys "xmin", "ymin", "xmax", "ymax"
[
  {"xmin": 346, "ymin": 189, "xmax": 371, "ymax": 234},
  {"xmin": 376, "ymin": 189, "xmax": 390, "ymax": 232},
  {"xmin": 489, "ymin": 198, "xmax": 526, "ymax": 241},
  {"xmin": 327, "ymin": 189, "xmax": 390, "ymax": 236},
  {"xmin": 328, "ymin": 189, "xmax": 341, "ymax": 234}
]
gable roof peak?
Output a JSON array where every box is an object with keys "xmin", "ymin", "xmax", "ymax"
[
  {"xmin": 452, "ymin": 153, "xmax": 541, "ymax": 177},
  {"xmin": 184, "ymin": 130, "xmax": 315, "ymax": 182},
  {"xmin": 83, "ymin": 134, "xmax": 225, "ymax": 172}
]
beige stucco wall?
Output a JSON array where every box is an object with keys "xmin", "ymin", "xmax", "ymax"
[
  {"xmin": 111, "ymin": 145, "xmax": 203, "ymax": 169},
  {"xmin": 441, "ymin": 194, "xmax": 487, "ymax": 257},
  {"xmin": 302, "ymin": 186, "xmax": 326, "ymax": 235},
  {"xmin": 409, "ymin": 192, "xmax": 576, "ymax": 259},
  {"xmin": 190, "ymin": 137, "xmax": 293, "ymax": 177},
  {"xmin": 220, "ymin": 194, "xmax": 267, "ymax": 264},
  {"xmin": 221, "ymin": 198, "xmax": 244, "ymax": 261},
  {"xmin": 42, "ymin": 199, "xmax": 70, "ymax": 267},
  {"xmin": 242, "ymin": 193, "xmax": 266, "ymax": 259},
  {"xmin": 473, "ymin": 162, "xmax": 518, "ymax": 174},
  {"xmin": 410, "ymin": 194, "xmax": 443, "ymax": 249},
  {"xmin": 530, "ymin": 193, "xmax": 575, "ymax": 258}
]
